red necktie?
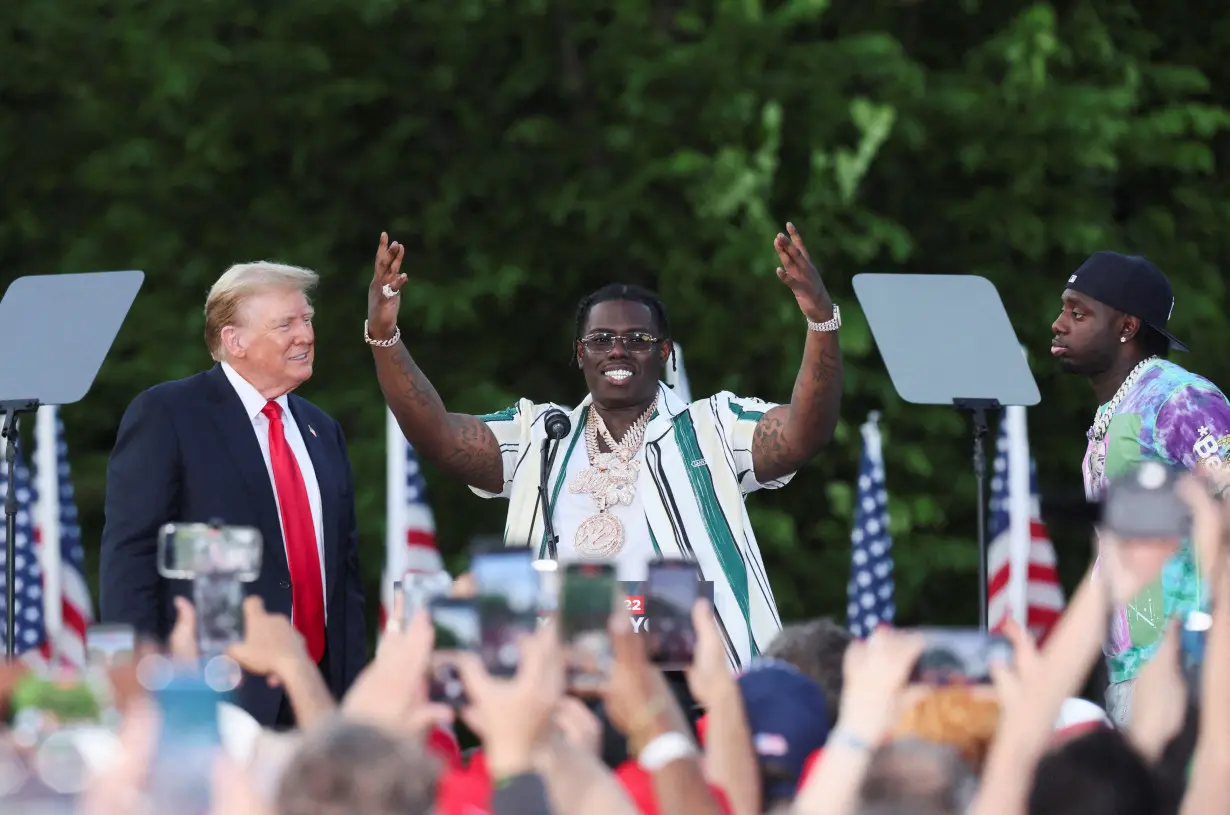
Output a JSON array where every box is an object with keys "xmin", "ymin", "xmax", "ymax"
[{"xmin": 262, "ymin": 401, "xmax": 325, "ymax": 662}]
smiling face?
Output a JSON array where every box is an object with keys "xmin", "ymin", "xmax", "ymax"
[
  {"xmin": 1050, "ymin": 289, "xmax": 1131, "ymax": 377},
  {"xmin": 222, "ymin": 286, "xmax": 315, "ymax": 398},
  {"xmin": 577, "ymin": 299, "xmax": 672, "ymax": 409}
]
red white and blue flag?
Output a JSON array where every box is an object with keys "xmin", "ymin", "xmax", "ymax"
[
  {"xmin": 0, "ymin": 406, "xmax": 94, "ymax": 669},
  {"xmin": 383, "ymin": 407, "xmax": 445, "ymax": 630},
  {"xmin": 987, "ymin": 405, "xmax": 1064, "ymax": 642}
]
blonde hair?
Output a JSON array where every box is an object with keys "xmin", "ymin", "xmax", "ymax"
[
  {"xmin": 204, "ymin": 261, "xmax": 319, "ymax": 360},
  {"xmin": 891, "ymin": 686, "xmax": 1000, "ymax": 770}
]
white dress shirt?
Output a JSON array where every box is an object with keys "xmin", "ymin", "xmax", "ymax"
[{"xmin": 221, "ymin": 362, "xmax": 327, "ymax": 617}]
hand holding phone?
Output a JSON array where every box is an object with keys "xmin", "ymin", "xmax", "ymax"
[
  {"xmin": 471, "ymin": 548, "xmax": 541, "ymax": 677},
  {"xmin": 560, "ymin": 562, "xmax": 617, "ymax": 692},
  {"xmin": 428, "ymin": 598, "xmax": 480, "ymax": 707},
  {"xmin": 399, "ymin": 570, "xmax": 453, "ymax": 623},
  {"xmin": 194, "ymin": 572, "xmax": 246, "ymax": 658},
  {"xmin": 908, "ymin": 628, "xmax": 1012, "ymax": 684},
  {"xmin": 646, "ymin": 560, "xmax": 701, "ymax": 670}
]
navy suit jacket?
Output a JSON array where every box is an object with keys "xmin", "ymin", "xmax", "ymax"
[{"xmin": 99, "ymin": 364, "xmax": 367, "ymax": 725}]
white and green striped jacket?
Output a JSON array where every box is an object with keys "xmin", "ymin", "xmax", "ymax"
[{"xmin": 470, "ymin": 381, "xmax": 791, "ymax": 669}]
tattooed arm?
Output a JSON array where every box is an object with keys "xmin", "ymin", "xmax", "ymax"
[
  {"xmin": 752, "ymin": 324, "xmax": 843, "ymax": 484},
  {"xmin": 372, "ymin": 342, "xmax": 505, "ymax": 494},
  {"xmin": 748, "ymin": 223, "xmax": 843, "ymax": 485},
  {"xmin": 366, "ymin": 233, "xmax": 505, "ymax": 494}
]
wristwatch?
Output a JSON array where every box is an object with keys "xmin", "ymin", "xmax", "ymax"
[{"xmin": 807, "ymin": 304, "xmax": 841, "ymax": 332}]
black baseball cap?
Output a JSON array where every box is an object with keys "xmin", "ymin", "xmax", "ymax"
[{"xmin": 1065, "ymin": 251, "xmax": 1188, "ymax": 352}]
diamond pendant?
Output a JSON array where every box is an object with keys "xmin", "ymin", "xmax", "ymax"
[
  {"xmin": 575, "ymin": 513, "xmax": 624, "ymax": 557},
  {"xmin": 1090, "ymin": 445, "xmax": 1106, "ymax": 487}
]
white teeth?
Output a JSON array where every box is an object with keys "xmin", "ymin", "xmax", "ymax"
[{"xmin": 605, "ymin": 370, "xmax": 632, "ymax": 380}]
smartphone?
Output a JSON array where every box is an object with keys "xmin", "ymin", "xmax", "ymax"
[
  {"xmin": 85, "ymin": 624, "xmax": 137, "ymax": 669},
  {"xmin": 193, "ymin": 572, "xmax": 245, "ymax": 658},
  {"xmin": 1102, "ymin": 462, "xmax": 1189, "ymax": 539},
  {"xmin": 1180, "ymin": 609, "xmax": 1211, "ymax": 697},
  {"xmin": 471, "ymin": 548, "xmax": 541, "ymax": 676},
  {"xmin": 428, "ymin": 598, "xmax": 481, "ymax": 707},
  {"xmin": 400, "ymin": 570, "xmax": 453, "ymax": 623},
  {"xmin": 561, "ymin": 562, "xmax": 617, "ymax": 691},
  {"xmin": 646, "ymin": 560, "xmax": 701, "ymax": 669},
  {"xmin": 908, "ymin": 628, "xmax": 1013, "ymax": 684},
  {"xmin": 147, "ymin": 675, "xmax": 223, "ymax": 815}
]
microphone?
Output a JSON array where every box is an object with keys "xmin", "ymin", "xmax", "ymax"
[
  {"xmin": 544, "ymin": 409, "xmax": 572, "ymax": 441},
  {"xmin": 538, "ymin": 409, "xmax": 571, "ymax": 558}
]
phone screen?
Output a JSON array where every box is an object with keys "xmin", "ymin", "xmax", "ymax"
[
  {"xmin": 908, "ymin": 628, "xmax": 1013, "ymax": 684},
  {"xmin": 400, "ymin": 570, "xmax": 453, "ymax": 622},
  {"xmin": 86, "ymin": 624, "xmax": 136, "ymax": 668},
  {"xmin": 471, "ymin": 549, "xmax": 540, "ymax": 677},
  {"xmin": 429, "ymin": 599, "xmax": 480, "ymax": 706},
  {"xmin": 646, "ymin": 561, "xmax": 700, "ymax": 669},
  {"xmin": 561, "ymin": 563, "xmax": 616, "ymax": 691},
  {"xmin": 148, "ymin": 676, "xmax": 223, "ymax": 814},
  {"xmin": 193, "ymin": 572, "xmax": 245, "ymax": 658}
]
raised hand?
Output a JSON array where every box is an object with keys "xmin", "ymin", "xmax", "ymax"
[
  {"xmin": 773, "ymin": 222, "xmax": 834, "ymax": 323},
  {"xmin": 368, "ymin": 232, "xmax": 408, "ymax": 341}
]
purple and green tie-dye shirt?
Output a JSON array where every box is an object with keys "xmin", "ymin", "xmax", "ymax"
[{"xmin": 1083, "ymin": 360, "xmax": 1230, "ymax": 683}]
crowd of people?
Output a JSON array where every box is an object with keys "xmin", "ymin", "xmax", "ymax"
[{"xmin": 3, "ymin": 464, "xmax": 1230, "ymax": 814}]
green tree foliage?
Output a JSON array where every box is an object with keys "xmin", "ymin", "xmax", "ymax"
[{"xmin": 2, "ymin": 0, "xmax": 1227, "ymax": 648}]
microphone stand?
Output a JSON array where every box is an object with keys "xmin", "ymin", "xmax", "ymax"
[
  {"xmin": 953, "ymin": 397, "xmax": 998, "ymax": 633},
  {"xmin": 539, "ymin": 438, "xmax": 563, "ymax": 558},
  {"xmin": 2, "ymin": 402, "xmax": 37, "ymax": 661}
]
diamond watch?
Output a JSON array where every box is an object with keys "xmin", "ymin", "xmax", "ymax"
[{"xmin": 806, "ymin": 304, "xmax": 841, "ymax": 332}]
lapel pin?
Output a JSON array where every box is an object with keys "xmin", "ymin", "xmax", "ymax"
[{"xmin": 309, "ymin": 425, "xmax": 317, "ymax": 438}]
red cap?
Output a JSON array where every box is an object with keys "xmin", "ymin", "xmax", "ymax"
[
  {"xmin": 426, "ymin": 726, "xmax": 463, "ymax": 769},
  {"xmin": 614, "ymin": 760, "xmax": 733, "ymax": 815},
  {"xmin": 695, "ymin": 713, "xmax": 709, "ymax": 746},
  {"xmin": 436, "ymin": 751, "xmax": 493, "ymax": 815}
]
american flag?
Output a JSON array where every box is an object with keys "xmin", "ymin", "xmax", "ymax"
[
  {"xmin": 383, "ymin": 407, "xmax": 444, "ymax": 629},
  {"xmin": 847, "ymin": 411, "xmax": 894, "ymax": 638},
  {"xmin": 32, "ymin": 406, "xmax": 94, "ymax": 668},
  {"xmin": 0, "ymin": 437, "xmax": 46, "ymax": 661},
  {"xmin": 987, "ymin": 405, "xmax": 1064, "ymax": 641},
  {"xmin": 384, "ymin": 408, "xmax": 459, "ymax": 765}
]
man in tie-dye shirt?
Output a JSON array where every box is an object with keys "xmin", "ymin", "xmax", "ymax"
[{"xmin": 1051, "ymin": 251, "xmax": 1230, "ymax": 725}]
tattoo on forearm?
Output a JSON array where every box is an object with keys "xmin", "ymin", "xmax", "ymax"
[
  {"xmin": 374, "ymin": 345, "xmax": 503, "ymax": 492},
  {"xmin": 752, "ymin": 336, "xmax": 843, "ymax": 481},
  {"xmin": 813, "ymin": 345, "xmax": 842, "ymax": 387},
  {"xmin": 387, "ymin": 345, "xmax": 443, "ymax": 414}
]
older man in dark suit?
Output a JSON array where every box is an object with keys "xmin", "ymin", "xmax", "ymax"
[{"xmin": 100, "ymin": 261, "xmax": 366, "ymax": 726}]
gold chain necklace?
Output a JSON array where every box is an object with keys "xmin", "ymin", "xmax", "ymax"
[{"xmin": 567, "ymin": 395, "xmax": 659, "ymax": 557}]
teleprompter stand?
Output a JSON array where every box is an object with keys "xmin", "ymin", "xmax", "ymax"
[
  {"xmin": 853, "ymin": 273, "xmax": 1040, "ymax": 631},
  {"xmin": 0, "ymin": 271, "xmax": 144, "ymax": 660}
]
